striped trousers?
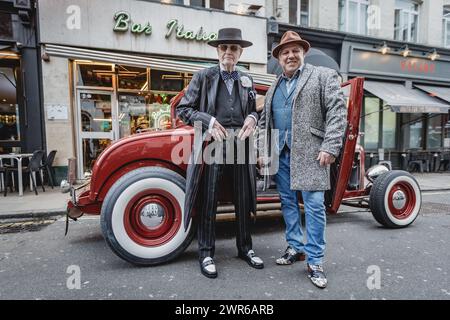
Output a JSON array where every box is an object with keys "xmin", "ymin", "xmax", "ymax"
[{"xmin": 197, "ymin": 138, "xmax": 253, "ymax": 261}]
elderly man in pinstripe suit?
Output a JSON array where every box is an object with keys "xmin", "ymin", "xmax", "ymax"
[{"xmin": 177, "ymin": 28, "xmax": 263, "ymax": 279}]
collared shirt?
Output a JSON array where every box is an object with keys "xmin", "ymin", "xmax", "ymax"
[
  {"xmin": 281, "ymin": 65, "xmax": 304, "ymax": 94},
  {"xmin": 219, "ymin": 64, "xmax": 236, "ymax": 95}
]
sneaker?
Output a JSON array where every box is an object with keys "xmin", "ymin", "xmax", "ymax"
[
  {"xmin": 307, "ymin": 263, "xmax": 327, "ymax": 289},
  {"xmin": 276, "ymin": 246, "xmax": 306, "ymax": 265}
]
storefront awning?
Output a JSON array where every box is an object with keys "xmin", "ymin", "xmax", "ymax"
[
  {"xmin": 43, "ymin": 44, "xmax": 277, "ymax": 86},
  {"xmin": 364, "ymin": 81, "xmax": 450, "ymax": 113},
  {"xmin": 414, "ymin": 85, "xmax": 450, "ymax": 104}
]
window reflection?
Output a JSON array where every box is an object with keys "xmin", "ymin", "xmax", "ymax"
[
  {"xmin": 80, "ymin": 93, "xmax": 112, "ymax": 132},
  {"xmin": 82, "ymin": 138, "xmax": 111, "ymax": 172},
  {"xmin": 363, "ymin": 97, "xmax": 380, "ymax": 149},
  {"xmin": 427, "ymin": 115, "xmax": 442, "ymax": 149}
]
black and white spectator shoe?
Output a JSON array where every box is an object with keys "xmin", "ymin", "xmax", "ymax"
[
  {"xmin": 238, "ymin": 250, "xmax": 264, "ymax": 269},
  {"xmin": 200, "ymin": 257, "xmax": 217, "ymax": 278}
]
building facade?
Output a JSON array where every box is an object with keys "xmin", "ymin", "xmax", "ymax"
[
  {"xmin": 0, "ymin": 0, "xmax": 44, "ymax": 156},
  {"xmin": 37, "ymin": 0, "xmax": 268, "ymax": 180},
  {"xmin": 266, "ymin": 0, "xmax": 450, "ymax": 169}
]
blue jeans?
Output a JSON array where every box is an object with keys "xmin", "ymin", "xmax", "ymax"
[{"xmin": 274, "ymin": 146, "xmax": 326, "ymax": 265}]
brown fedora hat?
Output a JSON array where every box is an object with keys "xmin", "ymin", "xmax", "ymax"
[
  {"xmin": 272, "ymin": 30, "xmax": 310, "ymax": 59},
  {"xmin": 208, "ymin": 28, "xmax": 253, "ymax": 48}
]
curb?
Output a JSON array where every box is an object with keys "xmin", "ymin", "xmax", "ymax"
[{"xmin": 0, "ymin": 209, "xmax": 66, "ymax": 221}]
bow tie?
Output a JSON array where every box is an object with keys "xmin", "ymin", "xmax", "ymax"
[{"xmin": 221, "ymin": 70, "xmax": 239, "ymax": 81}]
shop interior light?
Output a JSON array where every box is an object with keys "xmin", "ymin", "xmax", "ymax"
[
  {"xmin": 140, "ymin": 81, "xmax": 148, "ymax": 91},
  {"xmin": 0, "ymin": 52, "xmax": 19, "ymax": 59},
  {"xmin": 162, "ymin": 75, "xmax": 182, "ymax": 80},
  {"xmin": 400, "ymin": 45, "xmax": 411, "ymax": 57},
  {"xmin": 93, "ymin": 118, "xmax": 113, "ymax": 122},
  {"xmin": 427, "ymin": 49, "xmax": 440, "ymax": 61},
  {"xmin": 378, "ymin": 41, "xmax": 390, "ymax": 55}
]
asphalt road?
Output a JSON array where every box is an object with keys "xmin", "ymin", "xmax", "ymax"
[{"xmin": 0, "ymin": 191, "xmax": 449, "ymax": 300}]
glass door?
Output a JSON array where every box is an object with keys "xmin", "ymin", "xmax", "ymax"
[{"xmin": 76, "ymin": 90, "xmax": 116, "ymax": 177}]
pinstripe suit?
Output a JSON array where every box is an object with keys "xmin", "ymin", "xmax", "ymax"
[{"xmin": 177, "ymin": 65, "xmax": 259, "ymax": 260}]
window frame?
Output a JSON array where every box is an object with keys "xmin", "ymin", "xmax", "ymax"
[
  {"xmin": 296, "ymin": 0, "xmax": 310, "ymax": 27},
  {"xmin": 444, "ymin": 6, "xmax": 450, "ymax": 48},
  {"xmin": 394, "ymin": 0, "xmax": 420, "ymax": 43},
  {"xmin": 184, "ymin": 0, "xmax": 224, "ymax": 10},
  {"xmin": 339, "ymin": 0, "xmax": 369, "ymax": 35}
]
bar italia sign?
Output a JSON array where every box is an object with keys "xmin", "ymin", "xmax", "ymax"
[{"xmin": 113, "ymin": 11, "xmax": 218, "ymax": 42}]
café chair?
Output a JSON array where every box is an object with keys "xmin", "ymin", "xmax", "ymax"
[
  {"xmin": 5, "ymin": 150, "xmax": 46, "ymax": 195},
  {"xmin": 40, "ymin": 150, "xmax": 57, "ymax": 188}
]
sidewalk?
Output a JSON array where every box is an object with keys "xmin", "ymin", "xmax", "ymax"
[
  {"xmin": 412, "ymin": 172, "xmax": 450, "ymax": 191},
  {"xmin": 0, "ymin": 172, "xmax": 449, "ymax": 220},
  {"xmin": 0, "ymin": 188, "xmax": 69, "ymax": 220}
]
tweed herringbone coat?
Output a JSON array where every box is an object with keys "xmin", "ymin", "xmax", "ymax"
[{"xmin": 258, "ymin": 63, "xmax": 347, "ymax": 191}]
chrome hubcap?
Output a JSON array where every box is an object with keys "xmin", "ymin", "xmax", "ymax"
[
  {"xmin": 140, "ymin": 203, "xmax": 165, "ymax": 228},
  {"xmin": 392, "ymin": 190, "xmax": 407, "ymax": 210}
]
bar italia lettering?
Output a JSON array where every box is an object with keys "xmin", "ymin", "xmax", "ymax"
[
  {"xmin": 112, "ymin": 12, "xmax": 218, "ymax": 43},
  {"xmin": 165, "ymin": 19, "xmax": 218, "ymax": 42},
  {"xmin": 114, "ymin": 11, "xmax": 152, "ymax": 35}
]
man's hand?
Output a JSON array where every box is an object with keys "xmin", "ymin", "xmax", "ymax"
[
  {"xmin": 317, "ymin": 151, "xmax": 336, "ymax": 167},
  {"xmin": 210, "ymin": 120, "xmax": 228, "ymax": 142},
  {"xmin": 237, "ymin": 116, "xmax": 256, "ymax": 140}
]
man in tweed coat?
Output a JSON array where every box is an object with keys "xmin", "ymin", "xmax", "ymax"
[
  {"xmin": 258, "ymin": 31, "xmax": 347, "ymax": 288},
  {"xmin": 177, "ymin": 28, "xmax": 263, "ymax": 279}
]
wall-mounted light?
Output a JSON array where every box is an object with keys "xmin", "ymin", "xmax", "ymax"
[
  {"xmin": 427, "ymin": 49, "xmax": 440, "ymax": 61},
  {"xmin": 379, "ymin": 41, "xmax": 390, "ymax": 55},
  {"xmin": 400, "ymin": 44, "xmax": 411, "ymax": 57}
]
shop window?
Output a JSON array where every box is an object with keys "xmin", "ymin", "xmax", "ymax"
[
  {"xmin": 209, "ymin": 0, "xmax": 224, "ymax": 10},
  {"xmin": 118, "ymin": 93, "xmax": 151, "ymax": 138},
  {"xmin": 382, "ymin": 108, "xmax": 397, "ymax": 149},
  {"xmin": 77, "ymin": 64, "xmax": 114, "ymax": 88},
  {"xmin": 362, "ymin": 97, "xmax": 380, "ymax": 150},
  {"xmin": 289, "ymin": 0, "xmax": 309, "ymax": 26},
  {"xmin": 190, "ymin": 0, "xmax": 205, "ymax": 7},
  {"xmin": 0, "ymin": 12, "xmax": 13, "ymax": 40},
  {"xmin": 339, "ymin": 0, "xmax": 368, "ymax": 35},
  {"xmin": 150, "ymin": 69, "xmax": 185, "ymax": 93},
  {"xmin": 444, "ymin": 114, "xmax": 450, "ymax": 148},
  {"xmin": 0, "ymin": 67, "xmax": 20, "ymax": 141},
  {"xmin": 82, "ymin": 138, "xmax": 111, "ymax": 173},
  {"xmin": 404, "ymin": 113, "xmax": 423, "ymax": 149},
  {"xmin": 394, "ymin": 0, "xmax": 419, "ymax": 43},
  {"xmin": 443, "ymin": 6, "xmax": 450, "ymax": 48},
  {"xmin": 427, "ymin": 115, "xmax": 443, "ymax": 149},
  {"xmin": 162, "ymin": 0, "xmax": 184, "ymax": 4},
  {"xmin": 118, "ymin": 65, "xmax": 147, "ymax": 91}
]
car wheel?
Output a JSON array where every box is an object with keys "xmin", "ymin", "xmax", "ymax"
[
  {"xmin": 369, "ymin": 170, "xmax": 421, "ymax": 228},
  {"xmin": 100, "ymin": 167, "xmax": 195, "ymax": 265}
]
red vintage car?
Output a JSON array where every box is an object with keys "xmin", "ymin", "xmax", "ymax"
[{"xmin": 66, "ymin": 77, "xmax": 422, "ymax": 266}]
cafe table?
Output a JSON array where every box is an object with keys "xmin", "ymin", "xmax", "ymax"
[{"xmin": 0, "ymin": 153, "xmax": 34, "ymax": 196}]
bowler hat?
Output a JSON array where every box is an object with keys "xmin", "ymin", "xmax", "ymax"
[
  {"xmin": 208, "ymin": 28, "xmax": 253, "ymax": 48},
  {"xmin": 272, "ymin": 30, "xmax": 310, "ymax": 59}
]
